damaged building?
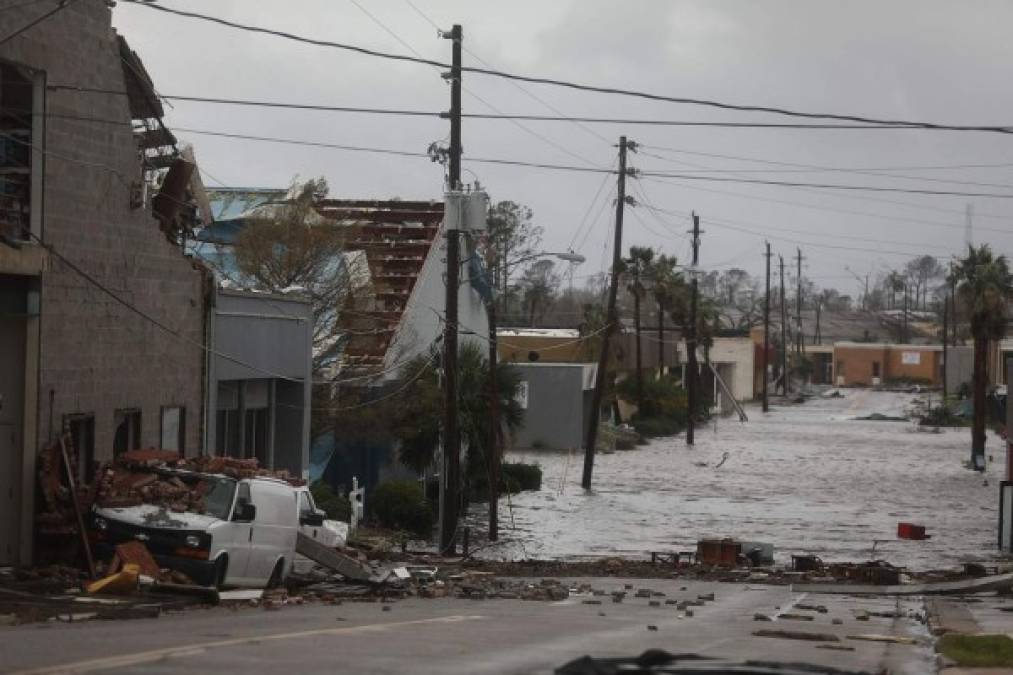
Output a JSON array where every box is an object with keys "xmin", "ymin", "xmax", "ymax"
[{"xmin": 0, "ymin": 2, "xmax": 209, "ymax": 565}]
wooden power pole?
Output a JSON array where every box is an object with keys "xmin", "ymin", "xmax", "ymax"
[
  {"xmin": 686, "ymin": 212, "xmax": 701, "ymax": 446},
  {"xmin": 763, "ymin": 242, "xmax": 771, "ymax": 413},
  {"xmin": 439, "ymin": 23, "xmax": 462, "ymax": 554},
  {"xmin": 796, "ymin": 248, "xmax": 804, "ymax": 356},
  {"xmin": 779, "ymin": 255, "xmax": 788, "ymax": 395},
  {"xmin": 582, "ymin": 136, "xmax": 632, "ymax": 490}
]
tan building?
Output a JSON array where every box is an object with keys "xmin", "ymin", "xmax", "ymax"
[{"xmin": 832, "ymin": 343, "xmax": 944, "ymax": 386}]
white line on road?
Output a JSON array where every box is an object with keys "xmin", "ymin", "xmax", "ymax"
[{"xmin": 10, "ymin": 615, "xmax": 486, "ymax": 675}]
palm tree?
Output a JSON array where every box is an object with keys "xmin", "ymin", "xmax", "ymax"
[
  {"xmin": 955, "ymin": 245, "xmax": 1012, "ymax": 470},
  {"xmin": 650, "ymin": 254, "xmax": 685, "ymax": 376},
  {"xmin": 626, "ymin": 246, "xmax": 655, "ymax": 408},
  {"xmin": 391, "ymin": 343, "xmax": 524, "ymax": 535}
]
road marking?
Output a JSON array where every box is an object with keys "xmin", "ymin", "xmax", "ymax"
[{"xmin": 11, "ymin": 615, "xmax": 485, "ymax": 675}]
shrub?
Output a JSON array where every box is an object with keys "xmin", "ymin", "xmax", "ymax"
[
  {"xmin": 310, "ymin": 480, "xmax": 351, "ymax": 522},
  {"xmin": 502, "ymin": 462, "xmax": 542, "ymax": 493},
  {"xmin": 616, "ymin": 375, "xmax": 691, "ymax": 422},
  {"xmin": 470, "ymin": 462, "xmax": 542, "ymax": 500},
  {"xmin": 631, "ymin": 415, "xmax": 684, "ymax": 438},
  {"xmin": 919, "ymin": 405, "xmax": 969, "ymax": 427},
  {"xmin": 883, "ymin": 375, "xmax": 933, "ymax": 387},
  {"xmin": 369, "ymin": 480, "xmax": 433, "ymax": 537}
]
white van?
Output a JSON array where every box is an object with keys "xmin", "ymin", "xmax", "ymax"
[{"xmin": 91, "ymin": 474, "xmax": 300, "ymax": 589}]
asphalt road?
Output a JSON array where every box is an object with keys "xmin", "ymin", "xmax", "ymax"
[{"xmin": 1, "ymin": 578, "xmax": 940, "ymax": 674}]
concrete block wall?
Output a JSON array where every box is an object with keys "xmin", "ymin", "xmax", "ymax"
[{"xmin": 1, "ymin": 2, "xmax": 206, "ymax": 457}]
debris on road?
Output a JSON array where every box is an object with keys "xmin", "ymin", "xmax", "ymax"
[
  {"xmin": 846, "ymin": 633, "xmax": 918, "ymax": 645},
  {"xmin": 753, "ymin": 629, "xmax": 841, "ymax": 642},
  {"xmin": 84, "ymin": 563, "xmax": 140, "ymax": 596}
]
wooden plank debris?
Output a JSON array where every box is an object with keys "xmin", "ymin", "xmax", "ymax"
[{"xmin": 295, "ymin": 532, "xmax": 373, "ymax": 583}]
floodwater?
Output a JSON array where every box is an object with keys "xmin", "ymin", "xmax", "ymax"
[{"xmin": 470, "ymin": 390, "xmax": 1009, "ymax": 571}]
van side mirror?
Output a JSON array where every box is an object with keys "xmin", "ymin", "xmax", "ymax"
[
  {"xmin": 301, "ymin": 510, "xmax": 325, "ymax": 527},
  {"xmin": 232, "ymin": 502, "xmax": 256, "ymax": 522}
]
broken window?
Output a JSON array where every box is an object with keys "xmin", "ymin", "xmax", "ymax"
[
  {"xmin": 159, "ymin": 406, "xmax": 185, "ymax": 452},
  {"xmin": 113, "ymin": 409, "xmax": 141, "ymax": 456},
  {"xmin": 64, "ymin": 414, "xmax": 95, "ymax": 484},
  {"xmin": 0, "ymin": 61, "xmax": 36, "ymax": 243}
]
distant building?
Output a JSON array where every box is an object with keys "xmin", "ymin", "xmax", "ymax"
[
  {"xmin": 509, "ymin": 362, "xmax": 596, "ymax": 450},
  {"xmin": 831, "ymin": 343, "xmax": 944, "ymax": 387}
]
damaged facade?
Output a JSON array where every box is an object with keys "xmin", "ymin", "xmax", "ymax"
[{"xmin": 0, "ymin": 2, "xmax": 208, "ymax": 565}]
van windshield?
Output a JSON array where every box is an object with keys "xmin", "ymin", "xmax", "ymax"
[{"xmin": 204, "ymin": 477, "xmax": 237, "ymax": 521}]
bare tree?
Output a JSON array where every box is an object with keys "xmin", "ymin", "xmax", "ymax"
[
  {"xmin": 232, "ymin": 178, "xmax": 355, "ymax": 369},
  {"xmin": 905, "ymin": 254, "xmax": 945, "ymax": 310},
  {"xmin": 519, "ymin": 259, "xmax": 561, "ymax": 327},
  {"xmin": 482, "ymin": 201, "xmax": 544, "ymax": 316}
]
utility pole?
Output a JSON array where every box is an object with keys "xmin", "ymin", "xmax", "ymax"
[
  {"xmin": 942, "ymin": 297, "xmax": 949, "ymax": 400},
  {"xmin": 686, "ymin": 212, "xmax": 701, "ymax": 446},
  {"xmin": 795, "ymin": 248, "xmax": 804, "ymax": 357},
  {"xmin": 439, "ymin": 23, "xmax": 462, "ymax": 554},
  {"xmin": 633, "ymin": 257, "xmax": 644, "ymax": 408},
  {"xmin": 486, "ymin": 299, "xmax": 500, "ymax": 541},
  {"xmin": 950, "ymin": 267, "xmax": 957, "ymax": 345},
  {"xmin": 779, "ymin": 255, "xmax": 788, "ymax": 395},
  {"xmin": 902, "ymin": 283, "xmax": 909, "ymax": 344},
  {"xmin": 763, "ymin": 242, "xmax": 771, "ymax": 413},
  {"xmin": 582, "ymin": 136, "xmax": 632, "ymax": 490}
]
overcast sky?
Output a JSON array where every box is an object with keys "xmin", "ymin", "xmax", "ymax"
[{"xmin": 112, "ymin": 0, "xmax": 1013, "ymax": 298}]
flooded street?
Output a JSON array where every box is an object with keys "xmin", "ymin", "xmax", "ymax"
[{"xmin": 475, "ymin": 390, "xmax": 1008, "ymax": 571}]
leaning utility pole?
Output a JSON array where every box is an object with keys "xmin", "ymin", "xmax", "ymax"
[
  {"xmin": 763, "ymin": 242, "xmax": 771, "ymax": 413},
  {"xmin": 439, "ymin": 23, "xmax": 462, "ymax": 554},
  {"xmin": 582, "ymin": 136, "xmax": 632, "ymax": 490},
  {"xmin": 779, "ymin": 255, "xmax": 788, "ymax": 395},
  {"xmin": 686, "ymin": 212, "xmax": 701, "ymax": 446},
  {"xmin": 795, "ymin": 248, "xmax": 804, "ymax": 356}
]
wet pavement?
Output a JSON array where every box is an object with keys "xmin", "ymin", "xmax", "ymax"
[
  {"xmin": 476, "ymin": 390, "xmax": 1009, "ymax": 571},
  {"xmin": 0, "ymin": 578, "xmax": 936, "ymax": 674}
]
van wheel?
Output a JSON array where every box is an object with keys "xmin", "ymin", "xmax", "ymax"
[
  {"xmin": 266, "ymin": 560, "xmax": 284, "ymax": 590},
  {"xmin": 213, "ymin": 555, "xmax": 229, "ymax": 589}
]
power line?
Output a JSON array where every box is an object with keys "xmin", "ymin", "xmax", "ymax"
[
  {"xmin": 45, "ymin": 85, "xmax": 1013, "ymax": 134},
  {"xmin": 400, "ymin": 0, "xmax": 614, "ymax": 148},
  {"xmin": 149, "ymin": 126, "xmax": 1013, "ymax": 198},
  {"xmin": 639, "ymin": 175, "xmax": 1013, "ymax": 235},
  {"xmin": 0, "ymin": 0, "xmax": 58, "ymax": 11},
  {"xmin": 637, "ymin": 170, "xmax": 1013, "ymax": 199},
  {"xmin": 640, "ymin": 202, "xmax": 952, "ymax": 260},
  {"xmin": 642, "ymin": 145, "xmax": 1013, "ymax": 174},
  {"xmin": 345, "ymin": 0, "xmax": 603, "ymax": 169},
  {"xmin": 636, "ymin": 198, "xmax": 952, "ymax": 252},
  {"xmin": 568, "ymin": 163, "xmax": 615, "ymax": 250},
  {"xmin": 640, "ymin": 152, "xmax": 1013, "ymax": 191},
  {"xmin": 117, "ymin": 0, "xmax": 1013, "ymax": 135},
  {"xmin": 639, "ymin": 145, "xmax": 1013, "ymax": 227},
  {"xmin": 0, "ymin": 0, "xmax": 77, "ymax": 46}
]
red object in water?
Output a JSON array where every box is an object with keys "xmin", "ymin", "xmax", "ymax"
[
  {"xmin": 898, "ymin": 522, "xmax": 927, "ymax": 540},
  {"xmin": 697, "ymin": 538, "xmax": 740, "ymax": 566}
]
